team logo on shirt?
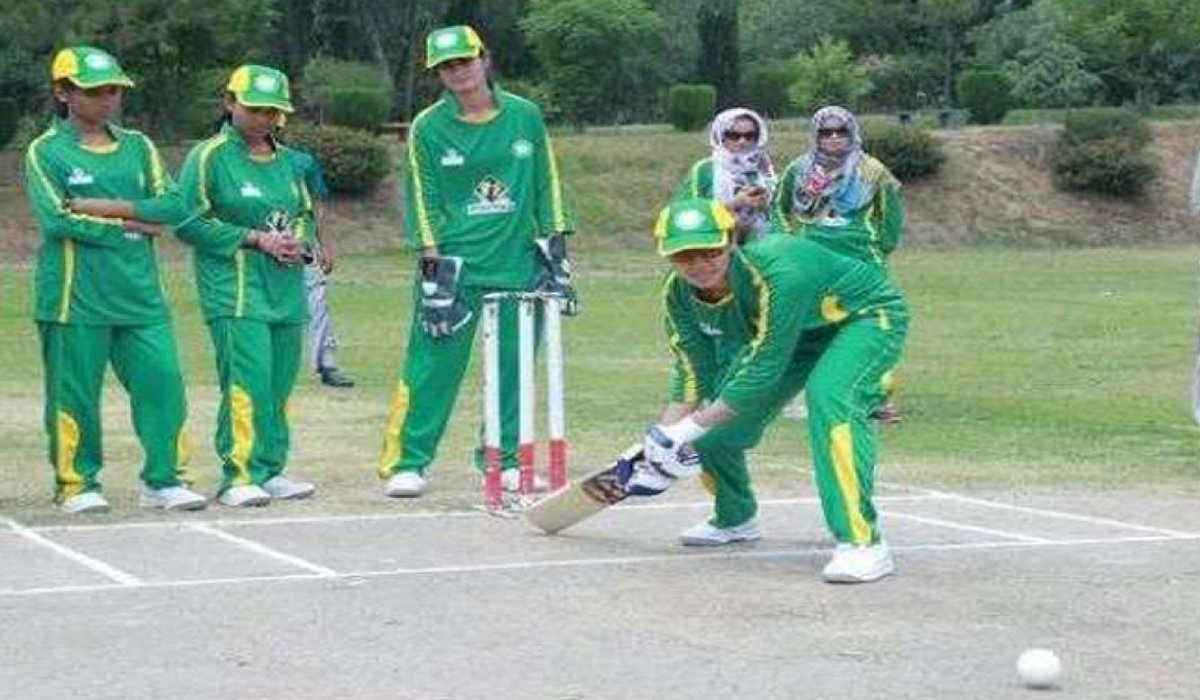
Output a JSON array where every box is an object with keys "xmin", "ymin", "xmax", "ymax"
[
  {"xmin": 67, "ymin": 167, "xmax": 95, "ymax": 186},
  {"xmin": 467, "ymin": 176, "xmax": 516, "ymax": 215},
  {"xmin": 440, "ymin": 148, "xmax": 465, "ymax": 167},
  {"xmin": 240, "ymin": 182, "xmax": 263, "ymax": 198},
  {"xmin": 698, "ymin": 322, "xmax": 724, "ymax": 337},
  {"xmin": 512, "ymin": 139, "xmax": 533, "ymax": 158}
]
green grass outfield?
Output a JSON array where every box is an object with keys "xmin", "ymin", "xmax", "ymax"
[{"xmin": 2, "ymin": 245, "xmax": 1198, "ymax": 524}]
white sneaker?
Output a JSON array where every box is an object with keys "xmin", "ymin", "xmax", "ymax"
[
  {"xmin": 139, "ymin": 485, "xmax": 207, "ymax": 511},
  {"xmin": 679, "ymin": 518, "xmax": 762, "ymax": 546},
  {"xmin": 821, "ymin": 542, "xmax": 894, "ymax": 583},
  {"xmin": 60, "ymin": 491, "xmax": 110, "ymax": 514},
  {"xmin": 384, "ymin": 471, "xmax": 426, "ymax": 498},
  {"xmin": 217, "ymin": 485, "xmax": 271, "ymax": 508},
  {"xmin": 262, "ymin": 476, "xmax": 315, "ymax": 500},
  {"xmin": 500, "ymin": 469, "xmax": 549, "ymax": 494}
]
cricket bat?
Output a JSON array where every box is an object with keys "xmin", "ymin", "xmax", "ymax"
[{"xmin": 523, "ymin": 443, "xmax": 644, "ymax": 534}]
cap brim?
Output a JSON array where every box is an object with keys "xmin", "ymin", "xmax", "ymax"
[
  {"xmin": 234, "ymin": 93, "xmax": 295, "ymax": 113},
  {"xmin": 426, "ymin": 47, "xmax": 482, "ymax": 69},
  {"xmin": 65, "ymin": 75, "xmax": 135, "ymax": 89},
  {"xmin": 658, "ymin": 231, "xmax": 730, "ymax": 257}
]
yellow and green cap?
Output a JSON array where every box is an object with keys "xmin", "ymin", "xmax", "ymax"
[
  {"xmin": 51, "ymin": 47, "xmax": 134, "ymax": 88},
  {"xmin": 653, "ymin": 198, "xmax": 736, "ymax": 257},
  {"xmin": 226, "ymin": 64, "xmax": 294, "ymax": 113},
  {"xmin": 425, "ymin": 25, "xmax": 485, "ymax": 69}
]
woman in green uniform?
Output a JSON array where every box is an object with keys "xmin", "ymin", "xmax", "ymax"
[
  {"xmin": 629, "ymin": 198, "xmax": 908, "ymax": 583},
  {"xmin": 378, "ymin": 25, "xmax": 577, "ymax": 498},
  {"xmin": 774, "ymin": 105, "xmax": 906, "ymax": 422},
  {"xmin": 674, "ymin": 107, "xmax": 776, "ymax": 243},
  {"xmin": 23, "ymin": 46, "xmax": 203, "ymax": 513},
  {"xmin": 172, "ymin": 65, "xmax": 317, "ymax": 507}
]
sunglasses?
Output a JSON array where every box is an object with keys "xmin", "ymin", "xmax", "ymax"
[
  {"xmin": 817, "ymin": 127, "xmax": 851, "ymax": 138},
  {"xmin": 723, "ymin": 130, "xmax": 759, "ymax": 142}
]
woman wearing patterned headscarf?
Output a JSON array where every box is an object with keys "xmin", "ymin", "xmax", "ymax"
[
  {"xmin": 775, "ymin": 106, "xmax": 906, "ymax": 424},
  {"xmin": 675, "ymin": 108, "xmax": 777, "ymax": 242},
  {"xmin": 774, "ymin": 105, "xmax": 904, "ymax": 266}
]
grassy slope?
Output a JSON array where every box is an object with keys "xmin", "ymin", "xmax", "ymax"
[
  {"xmin": 2, "ymin": 245, "xmax": 1198, "ymax": 524},
  {"xmin": 3, "ymin": 121, "xmax": 1199, "ymax": 257}
]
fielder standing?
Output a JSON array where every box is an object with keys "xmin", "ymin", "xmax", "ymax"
[
  {"xmin": 173, "ymin": 65, "xmax": 317, "ymax": 507},
  {"xmin": 627, "ymin": 198, "xmax": 908, "ymax": 583},
  {"xmin": 23, "ymin": 46, "xmax": 204, "ymax": 513},
  {"xmin": 378, "ymin": 25, "xmax": 577, "ymax": 498}
]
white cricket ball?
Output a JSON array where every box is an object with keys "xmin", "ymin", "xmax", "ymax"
[{"xmin": 1016, "ymin": 648, "xmax": 1061, "ymax": 689}]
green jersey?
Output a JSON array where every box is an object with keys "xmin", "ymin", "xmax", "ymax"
[
  {"xmin": 174, "ymin": 125, "xmax": 315, "ymax": 323},
  {"xmin": 663, "ymin": 234, "xmax": 906, "ymax": 413},
  {"xmin": 404, "ymin": 88, "xmax": 576, "ymax": 288},
  {"xmin": 24, "ymin": 118, "xmax": 175, "ymax": 325},
  {"xmin": 773, "ymin": 155, "xmax": 904, "ymax": 265}
]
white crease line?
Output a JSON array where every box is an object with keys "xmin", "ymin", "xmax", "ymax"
[
  {"xmin": 26, "ymin": 494, "xmax": 938, "ymax": 533},
  {"xmin": 4, "ymin": 532, "xmax": 1200, "ymax": 598},
  {"xmin": 921, "ymin": 489, "xmax": 1200, "ymax": 538},
  {"xmin": 621, "ymin": 494, "xmax": 937, "ymax": 511},
  {"xmin": 883, "ymin": 511, "xmax": 1054, "ymax": 543},
  {"xmin": 2, "ymin": 517, "xmax": 141, "ymax": 586},
  {"xmin": 189, "ymin": 523, "xmax": 337, "ymax": 576}
]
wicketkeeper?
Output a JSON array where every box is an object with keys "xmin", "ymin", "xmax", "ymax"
[{"xmin": 378, "ymin": 25, "xmax": 578, "ymax": 498}]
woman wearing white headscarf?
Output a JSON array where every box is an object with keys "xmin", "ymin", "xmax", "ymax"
[
  {"xmin": 774, "ymin": 105, "xmax": 904, "ymax": 266},
  {"xmin": 675, "ymin": 108, "xmax": 777, "ymax": 242}
]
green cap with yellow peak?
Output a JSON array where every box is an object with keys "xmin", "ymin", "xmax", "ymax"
[
  {"xmin": 653, "ymin": 198, "xmax": 736, "ymax": 257},
  {"xmin": 425, "ymin": 25, "xmax": 485, "ymax": 68},
  {"xmin": 226, "ymin": 64, "xmax": 294, "ymax": 113},
  {"xmin": 51, "ymin": 46, "xmax": 134, "ymax": 88}
]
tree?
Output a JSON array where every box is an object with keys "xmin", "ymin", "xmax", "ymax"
[
  {"xmin": 1004, "ymin": 29, "xmax": 1101, "ymax": 108},
  {"xmin": 695, "ymin": 0, "xmax": 739, "ymax": 108},
  {"xmin": 522, "ymin": 0, "xmax": 666, "ymax": 126},
  {"xmin": 1054, "ymin": 0, "xmax": 1200, "ymax": 105},
  {"xmin": 787, "ymin": 37, "xmax": 873, "ymax": 114},
  {"xmin": 0, "ymin": 0, "xmax": 280, "ymax": 139}
]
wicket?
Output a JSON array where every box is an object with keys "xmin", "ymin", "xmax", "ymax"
[{"xmin": 480, "ymin": 291, "xmax": 568, "ymax": 510}]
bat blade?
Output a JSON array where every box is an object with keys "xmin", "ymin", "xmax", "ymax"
[{"xmin": 524, "ymin": 443, "xmax": 643, "ymax": 534}]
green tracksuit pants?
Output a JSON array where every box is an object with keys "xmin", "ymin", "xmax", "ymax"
[
  {"xmin": 208, "ymin": 318, "xmax": 303, "ymax": 491},
  {"xmin": 379, "ymin": 285, "xmax": 539, "ymax": 478},
  {"xmin": 698, "ymin": 312, "xmax": 907, "ymax": 545},
  {"xmin": 38, "ymin": 321, "xmax": 189, "ymax": 502}
]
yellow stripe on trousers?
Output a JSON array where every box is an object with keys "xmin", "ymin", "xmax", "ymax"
[
  {"xmin": 378, "ymin": 381, "xmax": 411, "ymax": 478},
  {"xmin": 230, "ymin": 385, "xmax": 254, "ymax": 486},
  {"xmin": 830, "ymin": 422, "xmax": 872, "ymax": 544},
  {"xmin": 55, "ymin": 410, "xmax": 83, "ymax": 501}
]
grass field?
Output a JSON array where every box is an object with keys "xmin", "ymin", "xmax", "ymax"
[{"xmin": 2, "ymin": 244, "xmax": 1198, "ymax": 525}]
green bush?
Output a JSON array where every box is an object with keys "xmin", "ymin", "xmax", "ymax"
[
  {"xmin": 742, "ymin": 60, "xmax": 800, "ymax": 118},
  {"xmin": 1050, "ymin": 109, "xmax": 1156, "ymax": 197},
  {"xmin": 280, "ymin": 122, "xmax": 391, "ymax": 195},
  {"xmin": 301, "ymin": 57, "xmax": 394, "ymax": 130},
  {"xmin": 863, "ymin": 124, "xmax": 945, "ymax": 181},
  {"xmin": 665, "ymin": 84, "xmax": 716, "ymax": 132},
  {"xmin": 956, "ymin": 68, "xmax": 1015, "ymax": 125},
  {"xmin": 323, "ymin": 88, "xmax": 392, "ymax": 132}
]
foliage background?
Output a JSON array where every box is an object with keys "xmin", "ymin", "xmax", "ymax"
[{"xmin": 2, "ymin": 0, "xmax": 1199, "ymax": 137}]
